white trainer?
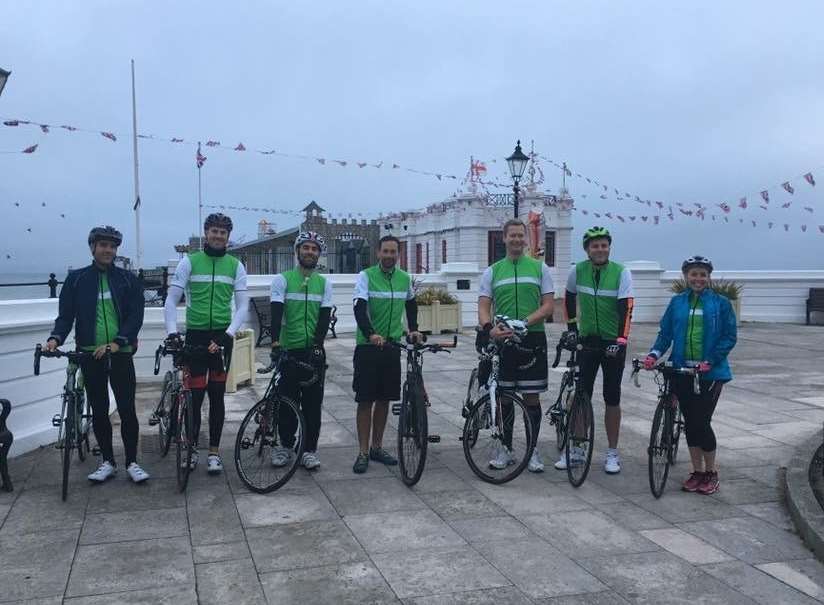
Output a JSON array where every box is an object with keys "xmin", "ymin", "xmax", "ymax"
[
  {"xmin": 488, "ymin": 446, "xmax": 515, "ymax": 470},
  {"xmin": 301, "ymin": 452, "xmax": 321, "ymax": 470},
  {"xmin": 554, "ymin": 447, "xmax": 585, "ymax": 470},
  {"xmin": 271, "ymin": 446, "xmax": 293, "ymax": 468},
  {"xmin": 527, "ymin": 449, "xmax": 545, "ymax": 473},
  {"xmin": 207, "ymin": 454, "xmax": 224, "ymax": 474},
  {"xmin": 126, "ymin": 462, "xmax": 150, "ymax": 483},
  {"xmin": 604, "ymin": 451, "xmax": 621, "ymax": 474},
  {"xmin": 88, "ymin": 461, "xmax": 117, "ymax": 482}
]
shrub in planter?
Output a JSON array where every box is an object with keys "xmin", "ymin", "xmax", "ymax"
[{"xmin": 416, "ymin": 287, "xmax": 458, "ymax": 306}]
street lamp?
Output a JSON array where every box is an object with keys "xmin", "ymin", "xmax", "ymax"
[
  {"xmin": 0, "ymin": 68, "xmax": 10, "ymax": 98},
  {"xmin": 506, "ymin": 139, "xmax": 530, "ymax": 218}
]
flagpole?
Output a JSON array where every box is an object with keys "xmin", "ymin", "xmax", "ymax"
[
  {"xmin": 131, "ymin": 59, "xmax": 143, "ymax": 269},
  {"xmin": 197, "ymin": 144, "xmax": 203, "ymax": 250}
]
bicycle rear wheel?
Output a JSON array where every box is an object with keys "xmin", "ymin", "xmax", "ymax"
[
  {"xmin": 648, "ymin": 399, "xmax": 673, "ymax": 498},
  {"xmin": 565, "ymin": 391, "xmax": 595, "ymax": 488},
  {"xmin": 157, "ymin": 372, "xmax": 175, "ymax": 457},
  {"xmin": 176, "ymin": 391, "xmax": 194, "ymax": 492},
  {"xmin": 462, "ymin": 391, "xmax": 533, "ymax": 485},
  {"xmin": 234, "ymin": 396, "xmax": 305, "ymax": 494},
  {"xmin": 61, "ymin": 393, "xmax": 75, "ymax": 501},
  {"xmin": 398, "ymin": 377, "xmax": 427, "ymax": 486}
]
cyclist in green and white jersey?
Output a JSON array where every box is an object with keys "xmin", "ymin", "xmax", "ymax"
[
  {"xmin": 268, "ymin": 231, "xmax": 334, "ymax": 470},
  {"xmin": 164, "ymin": 213, "xmax": 248, "ymax": 474}
]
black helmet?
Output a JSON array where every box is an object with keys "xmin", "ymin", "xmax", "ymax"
[
  {"xmin": 88, "ymin": 225, "xmax": 123, "ymax": 247},
  {"xmin": 681, "ymin": 255, "xmax": 714, "ymax": 273},
  {"xmin": 204, "ymin": 213, "xmax": 233, "ymax": 233}
]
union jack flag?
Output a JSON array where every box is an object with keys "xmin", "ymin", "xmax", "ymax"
[{"xmin": 196, "ymin": 143, "xmax": 206, "ymax": 168}]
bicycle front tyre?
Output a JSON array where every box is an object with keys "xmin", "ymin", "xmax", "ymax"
[
  {"xmin": 61, "ymin": 392, "xmax": 76, "ymax": 501},
  {"xmin": 565, "ymin": 391, "xmax": 595, "ymax": 488},
  {"xmin": 648, "ymin": 399, "xmax": 673, "ymax": 498},
  {"xmin": 176, "ymin": 391, "xmax": 194, "ymax": 493},
  {"xmin": 398, "ymin": 378, "xmax": 427, "ymax": 487}
]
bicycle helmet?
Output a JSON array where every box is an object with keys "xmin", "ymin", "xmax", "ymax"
[
  {"xmin": 681, "ymin": 255, "xmax": 714, "ymax": 273},
  {"xmin": 204, "ymin": 212, "xmax": 233, "ymax": 233},
  {"xmin": 582, "ymin": 226, "xmax": 612, "ymax": 249},
  {"xmin": 294, "ymin": 231, "xmax": 327, "ymax": 253},
  {"xmin": 87, "ymin": 225, "xmax": 123, "ymax": 247}
]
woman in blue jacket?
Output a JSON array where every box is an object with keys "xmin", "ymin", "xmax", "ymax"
[{"xmin": 643, "ymin": 255, "xmax": 737, "ymax": 495}]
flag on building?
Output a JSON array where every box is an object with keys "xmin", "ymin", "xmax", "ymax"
[{"xmin": 196, "ymin": 143, "xmax": 207, "ymax": 168}]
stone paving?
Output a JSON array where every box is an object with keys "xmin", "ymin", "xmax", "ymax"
[{"xmin": 2, "ymin": 323, "xmax": 824, "ymax": 603}]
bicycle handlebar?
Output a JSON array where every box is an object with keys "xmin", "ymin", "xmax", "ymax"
[
  {"xmin": 34, "ymin": 344, "xmax": 110, "ymax": 376},
  {"xmin": 387, "ymin": 334, "xmax": 458, "ymax": 354},
  {"xmin": 153, "ymin": 343, "xmax": 226, "ymax": 376},
  {"xmin": 257, "ymin": 353, "xmax": 320, "ymax": 388},
  {"xmin": 630, "ymin": 357, "xmax": 699, "ymax": 389}
]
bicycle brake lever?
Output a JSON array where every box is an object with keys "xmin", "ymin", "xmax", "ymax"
[{"xmin": 632, "ymin": 370, "xmax": 641, "ymax": 388}]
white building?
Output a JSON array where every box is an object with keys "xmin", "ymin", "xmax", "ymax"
[{"xmin": 380, "ymin": 190, "xmax": 574, "ymax": 290}]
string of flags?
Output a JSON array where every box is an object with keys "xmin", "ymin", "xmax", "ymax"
[{"xmin": 2, "ymin": 116, "xmax": 461, "ymax": 184}]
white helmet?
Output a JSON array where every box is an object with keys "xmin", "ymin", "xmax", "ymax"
[{"xmin": 294, "ymin": 231, "xmax": 326, "ymax": 253}]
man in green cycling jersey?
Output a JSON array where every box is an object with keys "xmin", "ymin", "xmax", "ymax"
[
  {"xmin": 555, "ymin": 226, "xmax": 634, "ymax": 474},
  {"xmin": 268, "ymin": 231, "xmax": 333, "ymax": 471},
  {"xmin": 164, "ymin": 213, "xmax": 248, "ymax": 474},
  {"xmin": 477, "ymin": 219, "xmax": 555, "ymax": 472},
  {"xmin": 352, "ymin": 235, "xmax": 422, "ymax": 474}
]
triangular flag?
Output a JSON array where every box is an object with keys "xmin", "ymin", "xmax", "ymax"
[
  {"xmin": 760, "ymin": 190, "xmax": 769, "ymax": 203},
  {"xmin": 101, "ymin": 131, "xmax": 117, "ymax": 141},
  {"xmin": 739, "ymin": 197, "xmax": 747, "ymax": 209},
  {"xmin": 782, "ymin": 182, "xmax": 794, "ymax": 194},
  {"xmin": 804, "ymin": 172, "xmax": 816, "ymax": 187},
  {"xmin": 317, "ymin": 158, "xmax": 326, "ymax": 165},
  {"xmin": 234, "ymin": 142, "xmax": 246, "ymax": 151},
  {"xmin": 21, "ymin": 144, "xmax": 38, "ymax": 153}
]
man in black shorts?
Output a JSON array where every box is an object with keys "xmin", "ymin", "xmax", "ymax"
[
  {"xmin": 477, "ymin": 219, "xmax": 555, "ymax": 472},
  {"xmin": 351, "ymin": 235, "xmax": 422, "ymax": 474}
]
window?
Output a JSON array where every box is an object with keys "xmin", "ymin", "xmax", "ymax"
[
  {"xmin": 415, "ymin": 243, "xmax": 423, "ymax": 273},
  {"xmin": 425, "ymin": 242, "xmax": 430, "ymax": 273},
  {"xmin": 487, "ymin": 230, "xmax": 505, "ymax": 265},
  {"xmin": 442, "ymin": 239, "xmax": 447, "ymax": 264},
  {"xmin": 399, "ymin": 241, "xmax": 408, "ymax": 271},
  {"xmin": 544, "ymin": 231, "xmax": 556, "ymax": 267}
]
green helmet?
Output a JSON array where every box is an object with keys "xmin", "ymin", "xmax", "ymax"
[{"xmin": 582, "ymin": 226, "xmax": 612, "ymax": 249}]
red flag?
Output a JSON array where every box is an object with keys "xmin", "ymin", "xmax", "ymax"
[
  {"xmin": 471, "ymin": 160, "xmax": 487, "ymax": 176},
  {"xmin": 171, "ymin": 137, "xmax": 184, "ymax": 143},
  {"xmin": 234, "ymin": 142, "xmax": 246, "ymax": 151},
  {"xmin": 782, "ymin": 182, "xmax": 794, "ymax": 194},
  {"xmin": 804, "ymin": 206, "xmax": 814, "ymax": 213},
  {"xmin": 718, "ymin": 202, "xmax": 731, "ymax": 214},
  {"xmin": 101, "ymin": 131, "xmax": 117, "ymax": 141},
  {"xmin": 336, "ymin": 160, "xmax": 347, "ymax": 167},
  {"xmin": 357, "ymin": 162, "xmax": 367, "ymax": 168},
  {"xmin": 60, "ymin": 125, "xmax": 77, "ymax": 131},
  {"xmin": 782, "ymin": 202, "xmax": 792, "ymax": 208},
  {"xmin": 392, "ymin": 163, "xmax": 400, "ymax": 169},
  {"xmin": 205, "ymin": 140, "xmax": 220, "ymax": 147},
  {"xmin": 802, "ymin": 224, "xmax": 808, "ymax": 232},
  {"xmin": 804, "ymin": 172, "xmax": 816, "ymax": 186},
  {"xmin": 317, "ymin": 158, "xmax": 326, "ymax": 165},
  {"xmin": 21, "ymin": 144, "xmax": 38, "ymax": 153},
  {"xmin": 738, "ymin": 197, "xmax": 747, "ymax": 209},
  {"xmin": 654, "ymin": 216, "xmax": 660, "ymax": 225},
  {"xmin": 3, "ymin": 120, "xmax": 19, "ymax": 126},
  {"xmin": 582, "ymin": 209, "xmax": 589, "ymax": 215},
  {"xmin": 196, "ymin": 142, "xmax": 206, "ymax": 168},
  {"xmin": 760, "ymin": 190, "xmax": 769, "ymax": 203},
  {"xmin": 39, "ymin": 124, "xmax": 49, "ymax": 133},
  {"xmin": 594, "ymin": 212, "xmax": 601, "ymax": 218}
]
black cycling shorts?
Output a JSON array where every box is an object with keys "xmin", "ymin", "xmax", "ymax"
[
  {"xmin": 352, "ymin": 343, "xmax": 402, "ymax": 403},
  {"xmin": 498, "ymin": 331, "xmax": 548, "ymax": 394},
  {"xmin": 578, "ymin": 338, "xmax": 626, "ymax": 407}
]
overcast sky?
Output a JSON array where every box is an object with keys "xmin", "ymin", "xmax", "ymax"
[{"xmin": 2, "ymin": 1, "xmax": 824, "ymax": 275}]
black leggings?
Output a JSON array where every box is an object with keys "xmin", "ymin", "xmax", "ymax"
[
  {"xmin": 673, "ymin": 375, "xmax": 723, "ymax": 452},
  {"xmin": 185, "ymin": 330, "xmax": 233, "ymax": 449},
  {"xmin": 278, "ymin": 349, "xmax": 325, "ymax": 453},
  {"xmin": 80, "ymin": 353, "xmax": 139, "ymax": 466}
]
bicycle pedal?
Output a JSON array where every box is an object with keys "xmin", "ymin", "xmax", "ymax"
[
  {"xmin": 148, "ymin": 414, "xmax": 160, "ymax": 426},
  {"xmin": 51, "ymin": 414, "xmax": 62, "ymax": 428},
  {"xmin": 427, "ymin": 434, "xmax": 441, "ymax": 443},
  {"xmin": 391, "ymin": 403, "xmax": 401, "ymax": 416}
]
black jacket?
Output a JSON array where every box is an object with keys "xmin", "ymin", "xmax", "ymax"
[{"xmin": 50, "ymin": 264, "xmax": 145, "ymax": 349}]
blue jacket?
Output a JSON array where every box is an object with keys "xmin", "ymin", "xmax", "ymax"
[
  {"xmin": 649, "ymin": 289, "xmax": 737, "ymax": 382},
  {"xmin": 50, "ymin": 264, "xmax": 145, "ymax": 350}
]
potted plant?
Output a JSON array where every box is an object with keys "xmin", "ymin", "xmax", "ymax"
[
  {"xmin": 670, "ymin": 278, "xmax": 743, "ymax": 324},
  {"xmin": 415, "ymin": 286, "xmax": 462, "ymax": 333}
]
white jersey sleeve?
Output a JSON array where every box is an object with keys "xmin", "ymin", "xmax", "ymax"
[
  {"xmin": 353, "ymin": 271, "xmax": 369, "ymax": 301},
  {"xmin": 234, "ymin": 261, "xmax": 248, "ymax": 292},
  {"xmin": 270, "ymin": 274, "xmax": 287, "ymax": 303},
  {"xmin": 618, "ymin": 267, "xmax": 634, "ymax": 299},
  {"xmin": 478, "ymin": 266, "xmax": 493, "ymax": 298},
  {"xmin": 540, "ymin": 264, "xmax": 555, "ymax": 295},
  {"xmin": 322, "ymin": 277, "xmax": 334, "ymax": 308},
  {"xmin": 169, "ymin": 256, "xmax": 192, "ymax": 291},
  {"xmin": 565, "ymin": 266, "xmax": 577, "ymax": 294}
]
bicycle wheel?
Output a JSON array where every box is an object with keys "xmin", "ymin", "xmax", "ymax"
[
  {"xmin": 157, "ymin": 372, "xmax": 175, "ymax": 457},
  {"xmin": 75, "ymin": 391, "xmax": 89, "ymax": 462},
  {"xmin": 462, "ymin": 391, "xmax": 533, "ymax": 485},
  {"xmin": 398, "ymin": 377, "xmax": 428, "ymax": 486},
  {"xmin": 551, "ymin": 378, "xmax": 573, "ymax": 452},
  {"xmin": 565, "ymin": 391, "xmax": 595, "ymax": 488},
  {"xmin": 235, "ymin": 396, "xmax": 305, "ymax": 494},
  {"xmin": 648, "ymin": 399, "xmax": 673, "ymax": 498},
  {"xmin": 61, "ymin": 393, "xmax": 75, "ymax": 501},
  {"xmin": 176, "ymin": 391, "xmax": 194, "ymax": 492}
]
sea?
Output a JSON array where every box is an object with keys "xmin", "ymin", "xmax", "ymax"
[{"xmin": 0, "ymin": 272, "xmax": 68, "ymax": 301}]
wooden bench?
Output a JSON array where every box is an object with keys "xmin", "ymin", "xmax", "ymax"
[
  {"xmin": 0, "ymin": 399, "xmax": 13, "ymax": 492},
  {"xmin": 250, "ymin": 296, "xmax": 338, "ymax": 345},
  {"xmin": 807, "ymin": 288, "xmax": 824, "ymax": 325}
]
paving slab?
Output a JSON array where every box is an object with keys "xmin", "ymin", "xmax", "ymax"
[
  {"xmin": 417, "ymin": 489, "xmax": 504, "ymax": 520},
  {"xmin": 235, "ymin": 486, "xmax": 339, "ymax": 528},
  {"xmin": 756, "ymin": 559, "xmax": 824, "ymax": 601},
  {"xmin": 66, "ymin": 536, "xmax": 193, "ymax": 598},
  {"xmin": 701, "ymin": 561, "xmax": 820, "ymax": 605},
  {"xmin": 195, "ymin": 558, "xmax": 267, "ymax": 605},
  {"xmin": 187, "ymin": 481, "xmax": 246, "ymax": 544},
  {"xmin": 0, "ymin": 485, "xmax": 88, "ymax": 536},
  {"xmin": 260, "ymin": 561, "xmax": 398, "ymax": 605},
  {"xmin": 321, "ymin": 476, "xmax": 428, "ymax": 516},
  {"xmin": 80, "ymin": 506, "xmax": 188, "ymax": 544},
  {"xmin": 680, "ymin": 516, "xmax": 811, "ymax": 564},
  {"xmin": 84, "ymin": 476, "xmax": 185, "ymax": 513},
  {"xmin": 475, "ymin": 537, "xmax": 605, "ymax": 599},
  {"xmin": 403, "ymin": 586, "xmax": 533, "ymax": 604},
  {"xmin": 0, "ymin": 529, "xmax": 78, "ymax": 602},
  {"xmin": 192, "ymin": 540, "xmax": 252, "ymax": 564},
  {"xmin": 448, "ymin": 515, "xmax": 533, "ymax": 544},
  {"xmin": 737, "ymin": 502, "xmax": 795, "ymax": 531},
  {"xmin": 247, "ymin": 519, "xmax": 365, "ymax": 572},
  {"xmin": 591, "ymin": 501, "xmax": 672, "ymax": 530},
  {"xmin": 536, "ymin": 592, "xmax": 631, "ymax": 604},
  {"xmin": 372, "ymin": 546, "xmax": 510, "ymax": 599},
  {"xmin": 344, "ymin": 508, "xmax": 466, "ymax": 553},
  {"xmin": 62, "ymin": 585, "xmax": 199, "ymax": 604},
  {"xmin": 626, "ymin": 491, "xmax": 740, "ymax": 523},
  {"xmin": 308, "ymin": 445, "xmax": 394, "ymax": 482},
  {"xmin": 639, "ymin": 528, "xmax": 733, "ymax": 564}
]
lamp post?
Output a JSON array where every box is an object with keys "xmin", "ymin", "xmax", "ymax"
[
  {"xmin": 506, "ymin": 140, "xmax": 530, "ymax": 219},
  {"xmin": 0, "ymin": 68, "xmax": 10, "ymax": 98}
]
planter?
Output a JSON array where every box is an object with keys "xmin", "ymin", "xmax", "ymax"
[
  {"xmin": 226, "ymin": 329, "xmax": 256, "ymax": 393},
  {"xmin": 416, "ymin": 300, "xmax": 462, "ymax": 334}
]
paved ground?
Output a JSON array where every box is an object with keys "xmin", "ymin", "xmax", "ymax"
[{"xmin": 3, "ymin": 323, "xmax": 824, "ymax": 604}]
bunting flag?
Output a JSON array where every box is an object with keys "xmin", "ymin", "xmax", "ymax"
[
  {"xmin": 196, "ymin": 142, "xmax": 206, "ymax": 168},
  {"xmin": 133, "ymin": 195, "xmax": 141, "ymax": 211},
  {"xmin": 760, "ymin": 190, "xmax": 769, "ymax": 203},
  {"xmin": 805, "ymin": 173, "xmax": 816, "ymax": 186},
  {"xmin": 739, "ymin": 197, "xmax": 747, "ymax": 209},
  {"xmin": 40, "ymin": 124, "xmax": 49, "ymax": 133},
  {"xmin": 3, "ymin": 120, "xmax": 18, "ymax": 126},
  {"xmin": 781, "ymin": 202, "xmax": 792, "ymax": 208},
  {"xmin": 317, "ymin": 158, "xmax": 326, "ymax": 165},
  {"xmin": 782, "ymin": 182, "xmax": 794, "ymax": 194},
  {"xmin": 719, "ymin": 202, "xmax": 731, "ymax": 214},
  {"xmin": 357, "ymin": 162, "xmax": 367, "ymax": 168},
  {"xmin": 100, "ymin": 131, "xmax": 117, "ymax": 142},
  {"xmin": 234, "ymin": 142, "xmax": 246, "ymax": 151},
  {"xmin": 171, "ymin": 137, "xmax": 184, "ymax": 143},
  {"xmin": 21, "ymin": 144, "xmax": 38, "ymax": 154},
  {"xmin": 205, "ymin": 140, "xmax": 220, "ymax": 147},
  {"xmin": 805, "ymin": 207, "xmax": 814, "ymax": 213}
]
